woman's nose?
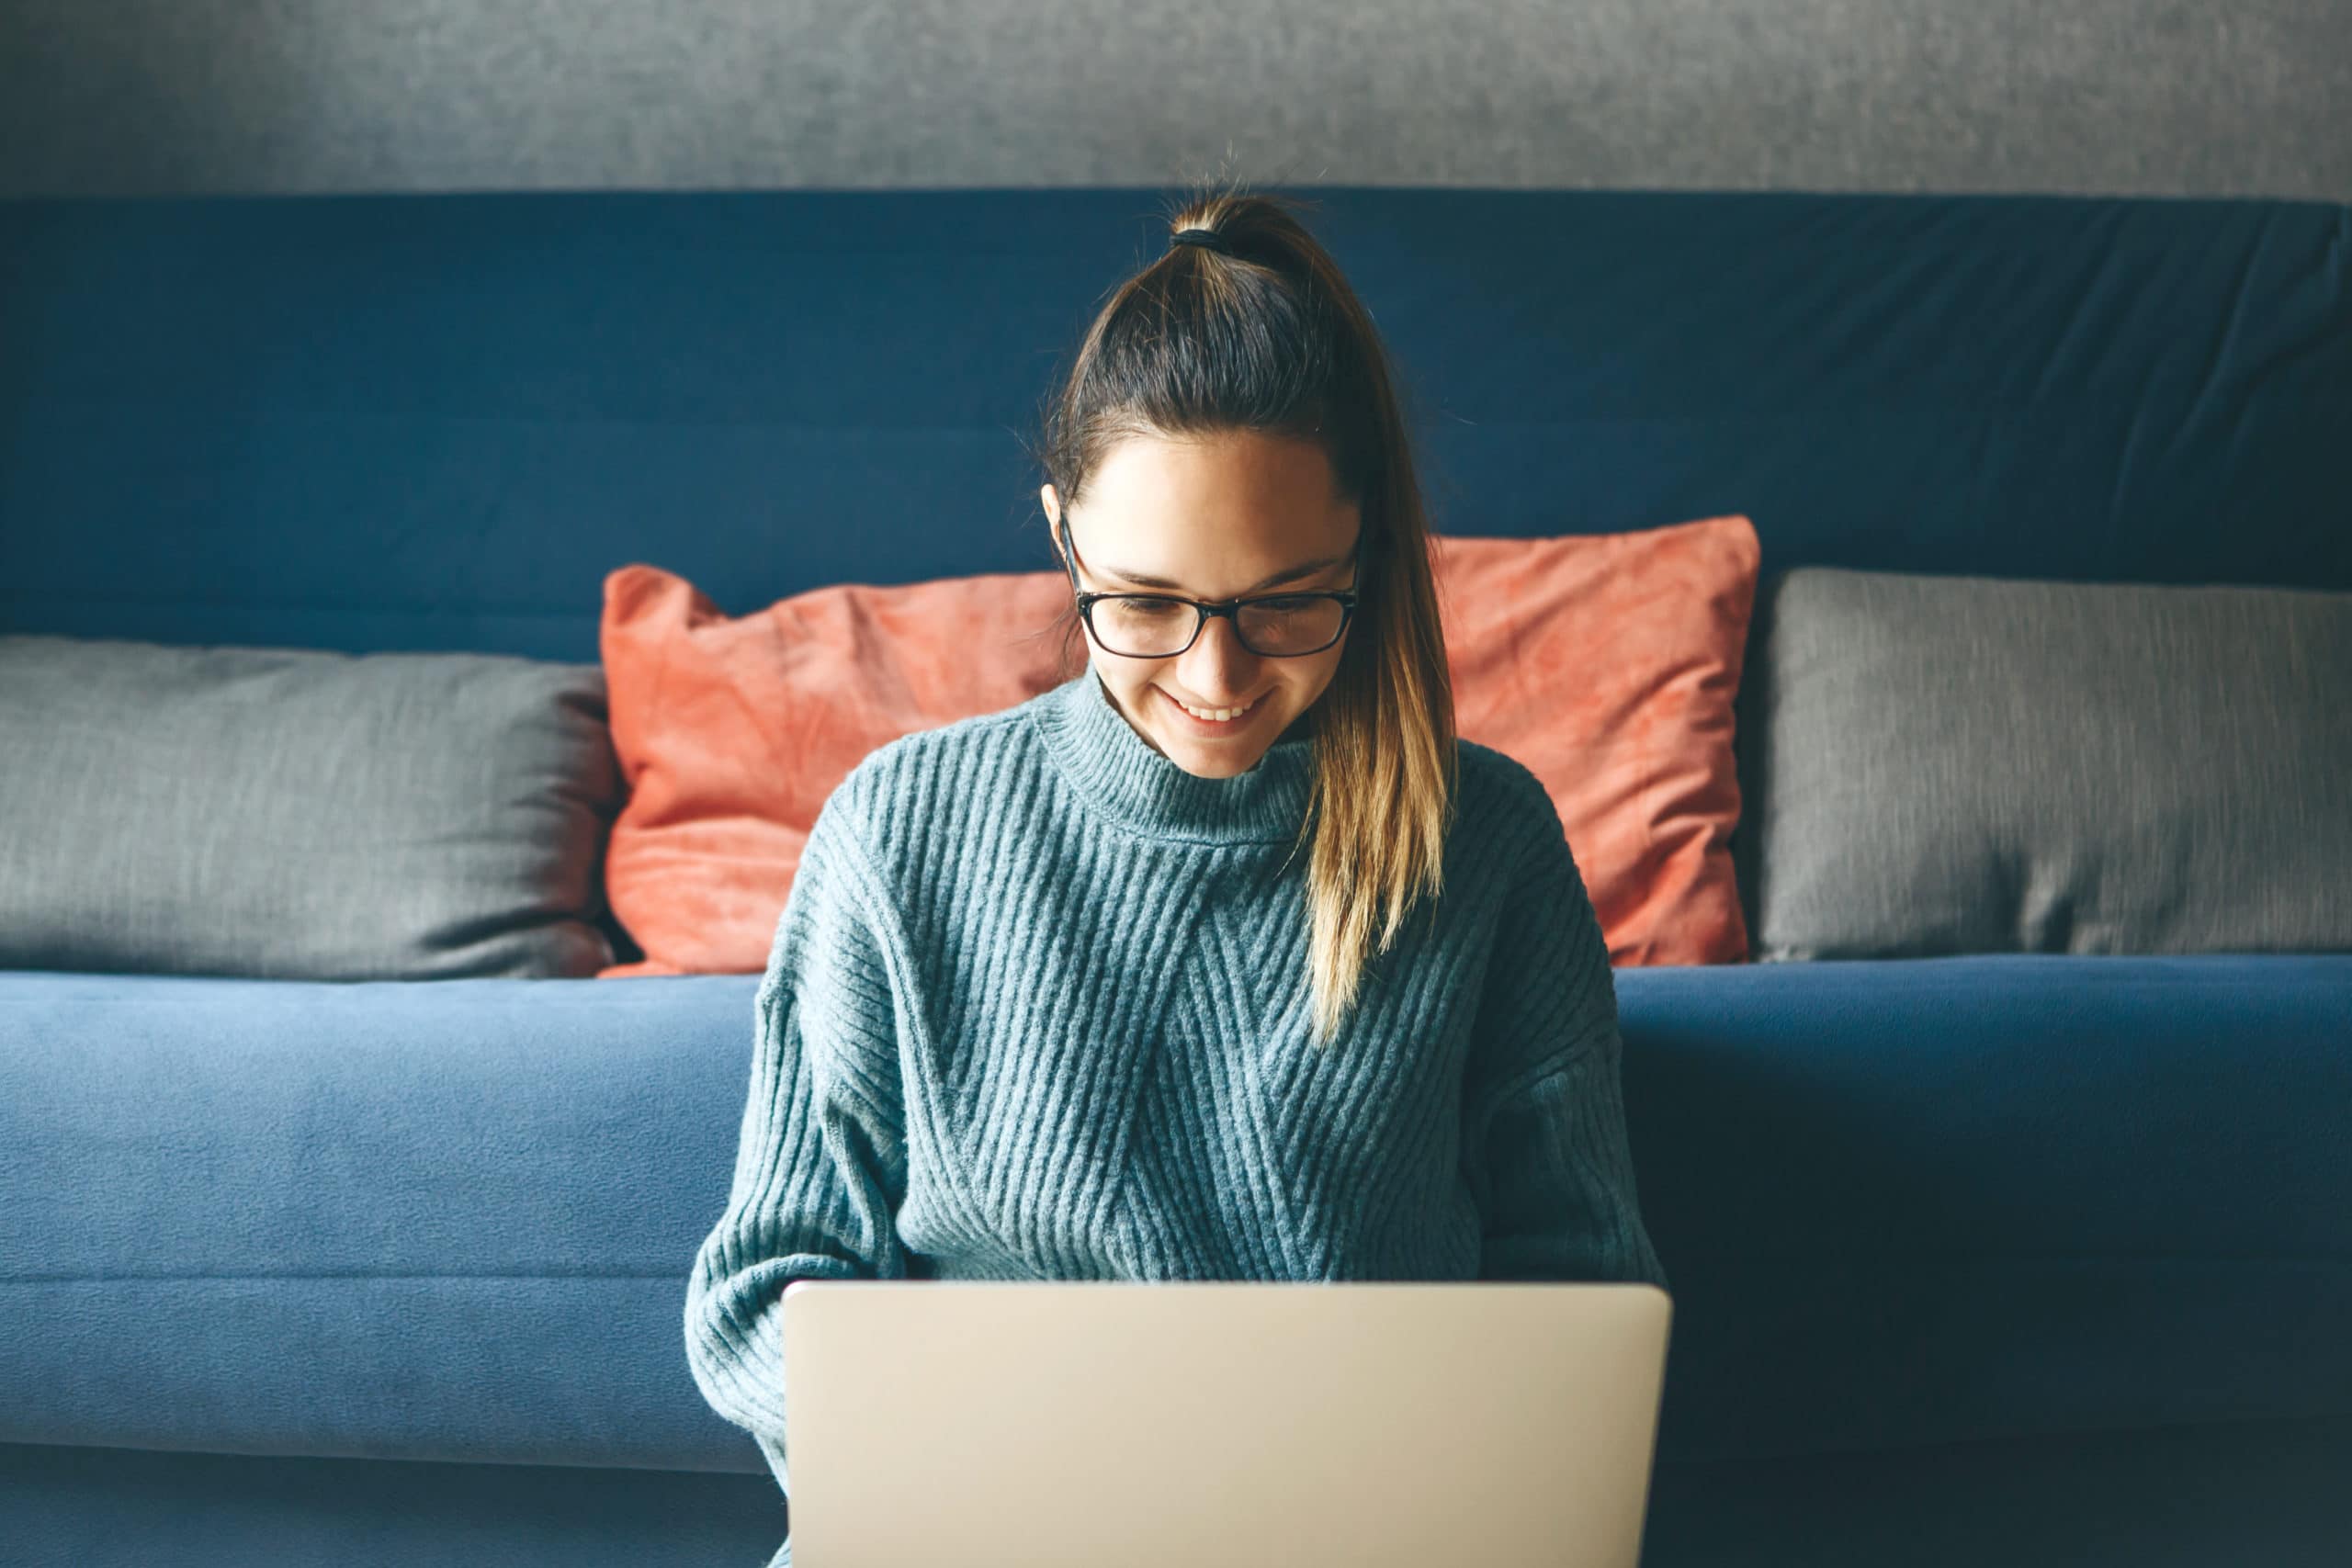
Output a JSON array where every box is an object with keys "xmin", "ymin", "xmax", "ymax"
[{"xmin": 1179, "ymin": 612, "xmax": 1258, "ymax": 693}]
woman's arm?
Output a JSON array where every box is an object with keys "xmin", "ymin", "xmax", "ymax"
[
  {"xmin": 1459, "ymin": 773, "xmax": 1669, "ymax": 1291},
  {"xmin": 683, "ymin": 781, "xmax": 912, "ymax": 1470}
]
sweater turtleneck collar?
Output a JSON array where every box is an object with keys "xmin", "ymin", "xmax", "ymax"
[{"xmin": 1031, "ymin": 669, "xmax": 1317, "ymax": 845}]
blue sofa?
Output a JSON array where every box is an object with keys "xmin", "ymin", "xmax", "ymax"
[{"xmin": 4, "ymin": 186, "xmax": 2347, "ymax": 1566}]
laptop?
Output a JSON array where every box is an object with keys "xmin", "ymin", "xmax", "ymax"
[{"xmin": 780, "ymin": 1279, "xmax": 1673, "ymax": 1567}]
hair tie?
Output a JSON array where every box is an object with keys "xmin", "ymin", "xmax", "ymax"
[{"xmin": 1170, "ymin": 227, "xmax": 1231, "ymax": 255}]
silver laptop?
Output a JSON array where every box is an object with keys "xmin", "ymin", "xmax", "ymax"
[{"xmin": 781, "ymin": 1279, "xmax": 1673, "ymax": 1567}]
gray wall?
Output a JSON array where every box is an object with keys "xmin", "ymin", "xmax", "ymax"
[{"xmin": 2, "ymin": 0, "xmax": 2346, "ymax": 200}]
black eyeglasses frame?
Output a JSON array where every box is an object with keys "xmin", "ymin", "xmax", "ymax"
[{"xmin": 1053, "ymin": 508, "xmax": 1364, "ymax": 660}]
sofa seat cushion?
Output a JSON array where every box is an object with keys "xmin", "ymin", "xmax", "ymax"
[
  {"xmin": 2, "ymin": 955, "xmax": 2346, "ymax": 1472},
  {"xmin": 0, "ymin": 969, "xmax": 766, "ymax": 1471},
  {"xmin": 1623, "ymin": 953, "xmax": 2352, "ymax": 1462}
]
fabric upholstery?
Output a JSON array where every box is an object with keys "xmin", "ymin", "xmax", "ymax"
[
  {"xmin": 1434, "ymin": 518, "xmax": 1755, "ymax": 965},
  {"xmin": 597, "ymin": 563, "xmax": 1076, "ymax": 978},
  {"xmin": 0, "ymin": 635, "xmax": 621, "ymax": 979},
  {"xmin": 4, "ymin": 954, "xmax": 2343, "ymax": 1471},
  {"xmin": 8, "ymin": 1418, "xmax": 2352, "ymax": 1568},
  {"xmin": 3, "ymin": 191, "xmax": 2342, "ymax": 666},
  {"xmin": 1745, "ymin": 569, "xmax": 2352, "ymax": 960}
]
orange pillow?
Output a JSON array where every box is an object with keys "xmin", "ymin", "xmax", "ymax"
[
  {"xmin": 1430, "ymin": 516, "xmax": 1756, "ymax": 965},
  {"xmin": 598, "ymin": 513, "xmax": 1756, "ymax": 976},
  {"xmin": 596, "ymin": 564, "xmax": 1075, "ymax": 976}
]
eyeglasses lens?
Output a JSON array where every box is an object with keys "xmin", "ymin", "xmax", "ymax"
[{"xmin": 1091, "ymin": 595, "xmax": 1344, "ymax": 658}]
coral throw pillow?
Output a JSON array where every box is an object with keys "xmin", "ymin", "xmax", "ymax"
[
  {"xmin": 599, "ymin": 513, "xmax": 1756, "ymax": 976},
  {"xmin": 1431, "ymin": 515, "xmax": 1757, "ymax": 965},
  {"xmin": 597, "ymin": 565, "xmax": 1076, "ymax": 976}
]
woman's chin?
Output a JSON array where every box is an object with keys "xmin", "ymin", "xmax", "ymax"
[{"xmin": 1165, "ymin": 740, "xmax": 1269, "ymax": 779}]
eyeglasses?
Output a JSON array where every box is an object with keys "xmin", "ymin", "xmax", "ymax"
[{"xmin": 1054, "ymin": 508, "xmax": 1363, "ymax": 660}]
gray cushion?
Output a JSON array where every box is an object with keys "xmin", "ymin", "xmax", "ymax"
[
  {"xmin": 0, "ymin": 635, "xmax": 621, "ymax": 978},
  {"xmin": 1743, "ymin": 569, "xmax": 2352, "ymax": 960}
]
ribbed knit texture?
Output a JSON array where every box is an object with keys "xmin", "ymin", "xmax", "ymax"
[{"xmin": 684, "ymin": 669, "xmax": 1668, "ymax": 1567}]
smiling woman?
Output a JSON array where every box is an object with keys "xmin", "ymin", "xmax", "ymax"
[
  {"xmin": 684, "ymin": 176, "xmax": 1668, "ymax": 1568},
  {"xmin": 1023, "ymin": 193, "xmax": 1467, "ymax": 1050},
  {"xmin": 1043, "ymin": 428, "xmax": 1365, "ymax": 766}
]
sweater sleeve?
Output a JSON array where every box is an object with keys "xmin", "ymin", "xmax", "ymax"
[
  {"xmin": 1459, "ymin": 784, "xmax": 1669, "ymax": 1292},
  {"xmin": 682, "ymin": 779, "xmax": 912, "ymax": 1539}
]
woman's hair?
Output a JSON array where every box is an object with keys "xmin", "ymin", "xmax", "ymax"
[{"xmin": 1022, "ymin": 174, "xmax": 1460, "ymax": 1049}]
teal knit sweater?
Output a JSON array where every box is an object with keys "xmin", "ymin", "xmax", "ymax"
[{"xmin": 684, "ymin": 669, "xmax": 1668, "ymax": 1565}]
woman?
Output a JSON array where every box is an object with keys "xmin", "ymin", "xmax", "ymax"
[{"xmin": 684, "ymin": 180, "xmax": 1668, "ymax": 1566}]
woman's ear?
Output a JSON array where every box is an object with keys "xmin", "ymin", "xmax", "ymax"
[{"xmin": 1040, "ymin": 484, "xmax": 1065, "ymax": 562}]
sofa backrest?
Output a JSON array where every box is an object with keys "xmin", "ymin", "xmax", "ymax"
[{"xmin": 2, "ymin": 186, "xmax": 2346, "ymax": 662}]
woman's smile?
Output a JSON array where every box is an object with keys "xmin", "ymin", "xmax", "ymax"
[{"xmin": 1160, "ymin": 685, "xmax": 1268, "ymax": 733}]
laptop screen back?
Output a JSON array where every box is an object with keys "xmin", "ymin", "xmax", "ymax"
[{"xmin": 782, "ymin": 1279, "xmax": 1672, "ymax": 1568}]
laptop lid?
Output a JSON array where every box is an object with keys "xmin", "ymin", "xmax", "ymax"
[{"xmin": 781, "ymin": 1279, "xmax": 1673, "ymax": 1567}]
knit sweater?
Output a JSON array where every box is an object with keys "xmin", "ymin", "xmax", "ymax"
[{"xmin": 683, "ymin": 668, "xmax": 1668, "ymax": 1566}]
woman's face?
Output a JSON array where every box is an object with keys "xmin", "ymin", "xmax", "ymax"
[{"xmin": 1043, "ymin": 429, "xmax": 1362, "ymax": 779}]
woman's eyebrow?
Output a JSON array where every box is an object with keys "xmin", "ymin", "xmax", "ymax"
[{"xmin": 1104, "ymin": 553, "xmax": 1349, "ymax": 593}]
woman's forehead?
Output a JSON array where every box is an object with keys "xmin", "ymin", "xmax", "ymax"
[
  {"xmin": 1071, "ymin": 433, "xmax": 1360, "ymax": 590},
  {"xmin": 1070, "ymin": 507, "xmax": 1359, "ymax": 594}
]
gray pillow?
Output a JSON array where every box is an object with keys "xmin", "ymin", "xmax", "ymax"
[
  {"xmin": 0, "ymin": 635, "xmax": 621, "ymax": 979},
  {"xmin": 1742, "ymin": 568, "xmax": 2352, "ymax": 961}
]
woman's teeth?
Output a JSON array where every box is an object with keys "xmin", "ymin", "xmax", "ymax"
[{"xmin": 1173, "ymin": 692, "xmax": 1260, "ymax": 722}]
